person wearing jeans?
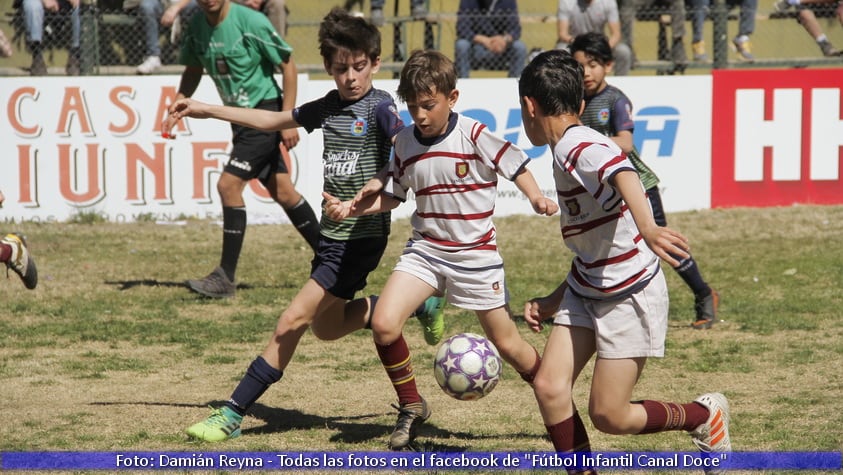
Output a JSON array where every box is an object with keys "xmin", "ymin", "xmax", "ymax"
[
  {"xmin": 690, "ymin": 0, "xmax": 757, "ymax": 61},
  {"xmin": 454, "ymin": 0, "xmax": 527, "ymax": 78},
  {"xmin": 133, "ymin": 0, "xmax": 197, "ymax": 74},
  {"xmin": 20, "ymin": 0, "xmax": 80, "ymax": 75}
]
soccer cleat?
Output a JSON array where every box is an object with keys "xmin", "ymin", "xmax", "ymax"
[
  {"xmin": 692, "ymin": 41, "xmax": 707, "ymax": 61},
  {"xmin": 819, "ymin": 39, "xmax": 840, "ymax": 57},
  {"xmin": 185, "ymin": 406, "xmax": 243, "ymax": 442},
  {"xmin": 389, "ymin": 397, "xmax": 431, "ymax": 450},
  {"xmin": 416, "ymin": 295, "xmax": 445, "ymax": 345},
  {"xmin": 733, "ymin": 37, "xmax": 754, "ymax": 61},
  {"xmin": 187, "ymin": 266, "xmax": 236, "ymax": 298},
  {"xmin": 690, "ymin": 393, "xmax": 731, "ymax": 475},
  {"xmin": 2, "ymin": 233, "xmax": 37, "ymax": 289},
  {"xmin": 692, "ymin": 290, "xmax": 719, "ymax": 330},
  {"xmin": 136, "ymin": 55, "xmax": 162, "ymax": 75}
]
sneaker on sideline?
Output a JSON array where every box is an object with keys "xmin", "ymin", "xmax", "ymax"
[{"xmin": 137, "ymin": 56, "xmax": 162, "ymax": 75}]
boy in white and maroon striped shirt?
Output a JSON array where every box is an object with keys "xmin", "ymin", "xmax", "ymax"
[
  {"xmin": 324, "ymin": 49, "xmax": 558, "ymax": 450},
  {"xmin": 520, "ymin": 49, "xmax": 731, "ymax": 475}
]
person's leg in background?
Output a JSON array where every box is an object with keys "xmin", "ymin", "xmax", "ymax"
[
  {"xmin": 261, "ymin": 0, "xmax": 288, "ymax": 36},
  {"xmin": 454, "ymin": 37, "xmax": 472, "ymax": 78},
  {"xmin": 64, "ymin": 0, "xmax": 81, "ymax": 75},
  {"xmin": 731, "ymin": 0, "xmax": 756, "ymax": 60},
  {"xmin": 135, "ymin": 0, "xmax": 164, "ymax": 74},
  {"xmin": 690, "ymin": 0, "xmax": 709, "ymax": 60},
  {"xmin": 22, "ymin": 0, "xmax": 47, "ymax": 75},
  {"xmin": 506, "ymin": 39, "xmax": 528, "ymax": 78}
]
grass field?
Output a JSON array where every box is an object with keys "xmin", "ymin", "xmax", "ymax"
[{"xmin": 1, "ymin": 204, "xmax": 842, "ymax": 474}]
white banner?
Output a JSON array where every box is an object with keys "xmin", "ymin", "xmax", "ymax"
[{"xmin": 0, "ymin": 74, "xmax": 712, "ymax": 223}]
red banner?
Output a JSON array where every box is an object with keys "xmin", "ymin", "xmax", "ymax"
[{"xmin": 712, "ymin": 69, "xmax": 843, "ymax": 208}]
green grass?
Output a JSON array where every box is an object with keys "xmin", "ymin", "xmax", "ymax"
[{"xmin": 1, "ymin": 205, "xmax": 842, "ymax": 474}]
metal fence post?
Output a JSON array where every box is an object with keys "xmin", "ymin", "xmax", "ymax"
[
  {"xmin": 80, "ymin": 2, "xmax": 98, "ymax": 75},
  {"xmin": 711, "ymin": 0, "xmax": 728, "ymax": 69}
]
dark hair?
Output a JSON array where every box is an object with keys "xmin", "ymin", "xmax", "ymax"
[
  {"xmin": 318, "ymin": 7, "xmax": 381, "ymax": 62},
  {"xmin": 396, "ymin": 50, "xmax": 457, "ymax": 103},
  {"xmin": 518, "ymin": 49, "xmax": 583, "ymax": 116},
  {"xmin": 569, "ymin": 32, "xmax": 614, "ymax": 65}
]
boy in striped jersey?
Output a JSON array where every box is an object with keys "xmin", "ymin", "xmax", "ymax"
[
  {"xmin": 571, "ymin": 32, "xmax": 720, "ymax": 330},
  {"xmin": 163, "ymin": 7, "xmax": 444, "ymax": 443},
  {"xmin": 520, "ymin": 49, "xmax": 731, "ymax": 475},
  {"xmin": 323, "ymin": 49, "xmax": 558, "ymax": 450}
]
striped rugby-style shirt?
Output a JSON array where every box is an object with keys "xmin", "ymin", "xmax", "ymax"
[
  {"xmin": 553, "ymin": 125, "xmax": 660, "ymax": 299},
  {"xmin": 385, "ymin": 112, "xmax": 529, "ymax": 253}
]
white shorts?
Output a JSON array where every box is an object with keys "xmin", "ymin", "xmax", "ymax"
[
  {"xmin": 393, "ymin": 240, "xmax": 508, "ymax": 311},
  {"xmin": 551, "ymin": 270, "xmax": 669, "ymax": 359}
]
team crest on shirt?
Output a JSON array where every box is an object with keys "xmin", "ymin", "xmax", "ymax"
[
  {"xmin": 455, "ymin": 161, "xmax": 469, "ymax": 178},
  {"xmin": 598, "ymin": 108, "xmax": 610, "ymax": 125},
  {"xmin": 350, "ymin": 118, "xmax": 367, "ymax": 136},
  {"xmin": 491, "ymin": 281, "xmax": 502, "ymax": 294},
  {"xmin": 564, "ymin": 198, "xmax": 581, "ymax": 216}
]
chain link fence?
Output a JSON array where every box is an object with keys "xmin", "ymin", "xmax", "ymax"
[{"xmin": 1, "ymin": 0, "xmax": 842, "ymax": 76}]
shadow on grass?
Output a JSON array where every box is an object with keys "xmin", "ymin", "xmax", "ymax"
[
  {"xmin": 106, "ymin": 279, "xmax": 299, "ymax": 292},
  {"xmin": 88, "ymin": 400, "xmax": 541, "ymax": 449},
  {"xmin": 105, "ymin": 279, "xmax": 255, "ymax": 291}
]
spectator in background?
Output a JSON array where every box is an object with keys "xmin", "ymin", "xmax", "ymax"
[
  {"xmin": 689, "ymin": 0, "xmax": 757, "ymax": 61},
  {"xmin": 19, "ymin": 0, "xmax": 81, "ymax": 76},
  {"xmin": 233, "ymin": 0, "xmax": 289, "ymax": 35},
  {"xmin": 132, "ymin": 0, "xmax": 198, "ymax": 75},
  {"xmin": 775, "ymin": 0, "xmax": 843, "ymax": 56},
  {"xmin": 344, "ymin": 0, "xmax": 427, "ymax": 27},
  {"xmin": 619, "ymin": 0, "xmax": 688, "ymax": 73},
  {"xmin": 372, "ymin": 0, "xmax": 427, "ymax": 26},
  {"xmin": 556, "ymin": 0, "xmax": 633, "ymax": 75},
  {"xmin": 454, "ymin": 0, "xmax": 527, "ymax": 78}
]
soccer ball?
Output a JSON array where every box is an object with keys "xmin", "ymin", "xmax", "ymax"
[{"xmin": 433, "ymin": 332, "xmax": 502, "ymax": 401}]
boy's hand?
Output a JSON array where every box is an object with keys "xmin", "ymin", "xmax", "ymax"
[
  {"xmin": 322, "ymin": 192, "xmax": 351, "ymax": 221},
  {"xmin": 161, "ymin": 98, "xmax": 210, "ymax": 138},
  {"xmin": 532, "ymin": 196, "xmax": 559, "ymax": 216},
  {"xmin": 640, "ymin": 226, "xmax": 690, "ymax": 268},
  {"xmin": 351, "ymin": 175, "xmax": 384, "ymax": 211},
  {"xmin": 281, "ymin": 129, "xmax": 300, "ymax": 151},
  {"xmin": 523, "ymin": 295, "xmax": 558, "ymax": 333}
]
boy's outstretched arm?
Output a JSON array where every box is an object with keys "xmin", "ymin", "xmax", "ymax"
[
  {"xmin": 513, "ymin": 168, "xmax": 559, "ymax": 216},
  {"xmin": 162, "ymin": 100, "xmax": 299, "ymax": 136},
  {"xmin": 612, "ymin": 170, "xmax": 689, "ymax": 267},
  {"xmin": 322, "ymin": 191, "xmax": 400, "ymax": 221}
]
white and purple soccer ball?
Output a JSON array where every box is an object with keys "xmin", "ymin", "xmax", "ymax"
[{"xmin": 433, "ymin": 332, "xmax": 502, "ymax": 401}]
